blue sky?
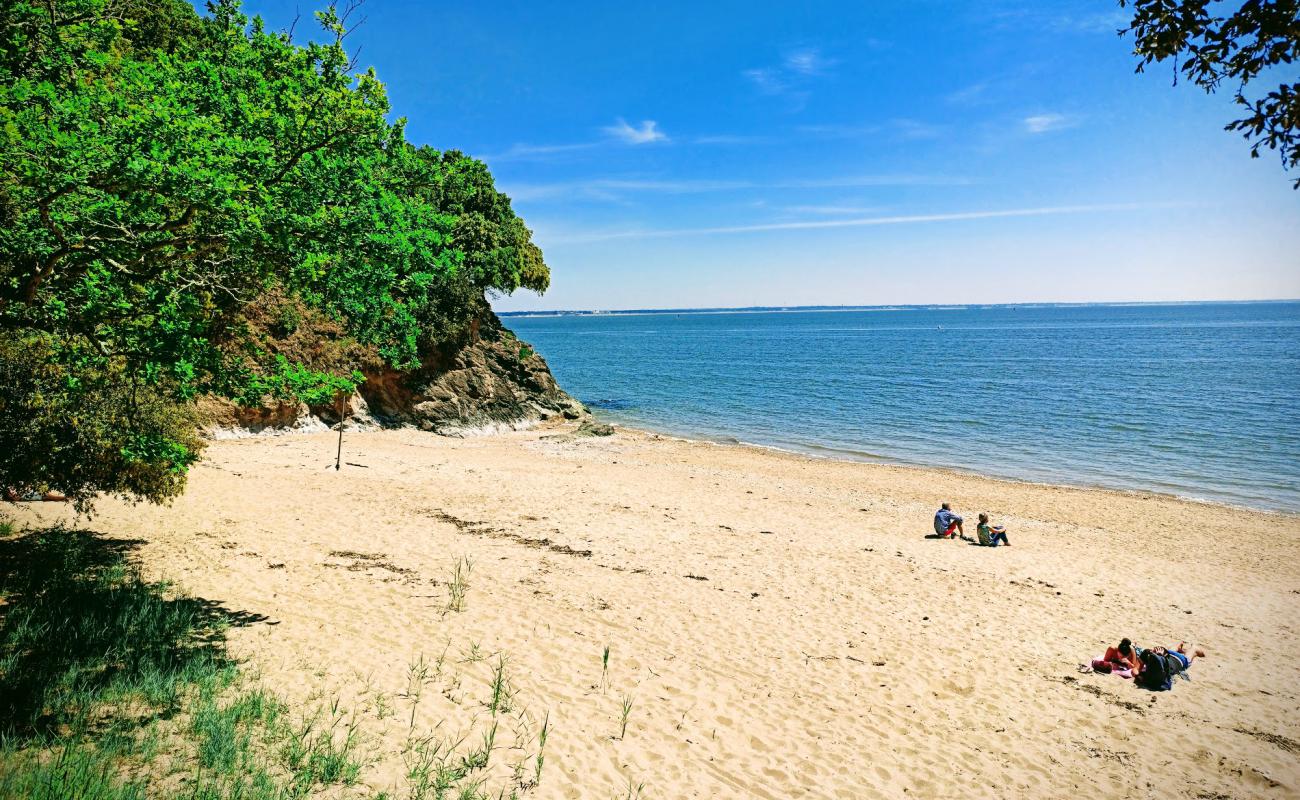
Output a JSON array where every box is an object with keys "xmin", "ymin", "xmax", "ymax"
[{"xmin": 233, "ymin": 0, "xmax": 1299, "ymax": 310}]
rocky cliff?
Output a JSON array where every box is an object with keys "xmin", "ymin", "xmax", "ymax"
[{"xmin": 201, "ymin": 308, "xmax": 586, "ymax": 437}]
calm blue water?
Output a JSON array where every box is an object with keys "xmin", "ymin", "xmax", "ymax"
[{"xmin": 507, "ymin": 303, "xmax": 1300, "ymax": 512}]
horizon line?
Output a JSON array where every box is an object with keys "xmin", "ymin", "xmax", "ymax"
[{"xmin": 497, "ymin": 298, "xmax": 1300, "ymax": 316}]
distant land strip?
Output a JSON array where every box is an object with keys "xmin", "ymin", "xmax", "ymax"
[{"xmin": 498, "ymin": 299, "xmax": 1299, "ymax": 318}]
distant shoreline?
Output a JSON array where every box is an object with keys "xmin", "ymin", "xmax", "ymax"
[
  {"xmin": 498, "ymin": 298, "xmax": 1300, "ymax": 318},
  {"xmin": 603, "ymin": 420, "xmax": 1299, "ymax": 518}
]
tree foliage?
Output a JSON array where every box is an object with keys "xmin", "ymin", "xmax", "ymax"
[
  {"xmin": 1119, "ymin": 0, "xmax": 1300, "ymax": 187},
  {"xmin": 0, "ymin": 0, "xmax": 549, "ymax": 505}
]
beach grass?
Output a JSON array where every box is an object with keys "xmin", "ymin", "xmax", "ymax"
[
  {"xmin": 445, "ymin": 556, "xmax": 473, "ymax": 613},
  {"xmin": 533, "ymin": 711, "xmax": 549, "ymax": 787},
  {"xmin": 617, "ymin": 695, "xmax": 634, "ymax": 740},
  {"xmin": 487, "ymin": 655, "xmax": 512, "ymax": 715},
  {"xmin": 601, "ymin": 644, "xmax": 610, "ymax": 694},
  {"xmin": 0, "ymin": 528, "xmax": 524, "ymax": 800}
]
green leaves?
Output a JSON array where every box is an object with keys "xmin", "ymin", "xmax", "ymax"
[
  {"xmin": 1120, "ymin": 0, "xmax": 1300, "ymax": 188},
  {"xmin": 230, "ymin": 357, "xmax": 362, "ymax": 408},
  {"xmin": 0, "ymin": 0, "xmax": 551, "ymax": 505}
]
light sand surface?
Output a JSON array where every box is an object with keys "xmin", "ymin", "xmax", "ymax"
[{"xmin": 13, "ymin": 424, "xmax": 1300, "ymax": 798}]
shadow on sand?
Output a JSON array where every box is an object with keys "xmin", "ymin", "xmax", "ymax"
[{"xmin": 0, "ymin": 526, "xmax": 268, "ymax": 739}]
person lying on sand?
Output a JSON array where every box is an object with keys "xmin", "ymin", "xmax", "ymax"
[
  {"xmin": 976, "ymin": 513, "xmax": 1010, "ymax": 546},
  {"xmin": 1081, "ymin": 638, "xmax": 1141, "ymax": 677},
  {"xmin": 2, "ymin": 487, "xmax": 68, "ymax": 502},
  {"xmin": 1135, "ymin": 642, "xmax": 1206, "ymax": 691},
  {"xmin": 933, "ymin": 502, "xmax": 964, "ymax": 539},
  {"xmin": 1155, "ymin": 643, "xmax": 1204, "ymax": 668}
]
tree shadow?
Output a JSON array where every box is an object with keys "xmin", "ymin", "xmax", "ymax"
[{"xmin": 0, "ymin": 527, "xmax": 268, "ymax": 740}]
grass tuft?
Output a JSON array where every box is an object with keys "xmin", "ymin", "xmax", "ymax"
[
  {"xmin": 486, "ymin": 655, "xmax": 514, "ymax": 716},
  {"xmin": 534, "ymin": 711, "xmax": 549, "ymax": 787},
  {"xmin": 445, "ymin": 556, "xmax": 473, "ymax": 613},
  {"xmin": 617, "ymin": 695, "xmax": 634, "ymax": 740},
  {"xmin": 600, "ymin": 644, "xmax": 610, "ymax": 694}
]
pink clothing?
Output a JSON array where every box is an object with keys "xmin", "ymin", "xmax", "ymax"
[{"xmin": 1090, "ymin": 657, "xmax": 1134, "ymax": 679}]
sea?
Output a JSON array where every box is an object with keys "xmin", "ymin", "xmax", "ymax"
[{"xmin": 506, "ymin": 302, "xmax": 1300, "ymax": 513}]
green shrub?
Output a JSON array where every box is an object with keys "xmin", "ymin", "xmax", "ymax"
[{"xmin": 0, "ymin": 0, "xmax": 551, "ymax": 506}]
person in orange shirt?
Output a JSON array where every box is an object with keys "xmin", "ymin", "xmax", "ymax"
[{"xmin": 1087, "ymin": 638, "xmax": 1141, "ymax": 678}]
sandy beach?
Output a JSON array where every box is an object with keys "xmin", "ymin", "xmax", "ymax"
[{"xmin": 11, "ymin": 422, "xmax": 1300, "ymax": 799}]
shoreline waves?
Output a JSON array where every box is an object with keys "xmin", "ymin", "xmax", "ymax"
[{"xmin": 608, "ymin": 422, "xmax": 1300, "ymax": 518}]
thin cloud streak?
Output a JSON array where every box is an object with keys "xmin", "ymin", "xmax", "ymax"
[
  {"xmin": 692, "ymin": 133, "xmax": 770, "ymax": 145},
  {"xmin": 603, "ymin": 118, "xmax": 668, "ymax": 144},
  {"xmin": 784, "ymin": 48, "xmax": 836, "ymax": 75},
  {"xmin": 481, "ymin": 118, "xmax": 669, "ymax": 163},
  {"xmin": 946, "ymin": 81, "xmax": 992, "ymax": 105},
  {"xmin": 503, "ymin": 174, "xmax": 972, "ymax": 202},
  {"xmin": 480, "ymin": 141, "xmax": 598, "ymax": 162},
  {"xmin": 782, "ymin": 175, "xmax": 970, "ymax": 188},
  {"xmin": 783, "ymin": 204, "xmax": 884, "ymax": 215},
  {"xmin": 797, "ymin": 118, "xmax": 944, "ymax": 141},
  {"xmin": 1051, "ymin": 10, "xmax": 1129, "ymax": 33},
  {"xmin": 744, "ymin": 47, "xmax": 836, "ymax": 102},
  {"xmin": 982, "ymin": 7, "xmax": 1128, "ymax": 35},
  {"xmin": 544, "ymin": 203, "xmax": 1163, "ymax": 245},
  {"xmin": 1023, "ymin": 113, "xmax": 1076, "ymax": 134}
]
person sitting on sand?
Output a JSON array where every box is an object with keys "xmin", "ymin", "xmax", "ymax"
[
  {"xmin": 1084, "ymin": 638, "xmax": 1141, "ymax": 677},
  {"xmin": 975, "ymin": 513, "xmax": 1010, "ymax": 546},
  {"xmin": 933, "ymin": 503, "xmax": 964, "ymax": 539}
]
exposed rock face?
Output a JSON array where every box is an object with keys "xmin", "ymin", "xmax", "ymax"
[
  {"xmin": 356, "ymin": 311, "xmax": 585, "ymax": 434},
  {"xmin": 203, "ymin": 308, "xmax": 586, "ymax": 437},
  {"xmin": 197, "ymin": 398, "xmax": 330, "ymax": 437}
]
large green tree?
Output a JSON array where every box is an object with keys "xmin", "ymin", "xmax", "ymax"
[
  {"xmin": 0, "ymin": 0, "xmax": 548, "ymax": 506},
  {"xmin": 1119, "ymin": 0, "xmax": 1300, "ymax": 187}
]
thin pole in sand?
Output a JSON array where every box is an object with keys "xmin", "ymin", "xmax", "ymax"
[{"xmin": 335, "ymin": 391, "xmax": 345, "ymax": 471}]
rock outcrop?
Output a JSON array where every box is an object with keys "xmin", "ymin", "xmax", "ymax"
[{"xmin": 202, "ymin": 308, "xmax": 586, "ymax": 437}]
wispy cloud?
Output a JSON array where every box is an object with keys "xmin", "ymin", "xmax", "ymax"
[
  {"xmin": 480, "ymin": 118, "xmax": 668, "ymax": 163},
  {"xmin": 544, "ymin": 203, "xmax": 1160, "ymax": 245},
  {"xmin": 1022, "ymin": 113, "xmax": 1077, "ymax": 134},
  {"xmin": 691, "ymin": 133, "xmax": 771, "ymax": 145},
  {"xmin": 502, "ymin": 174, "xmax": 972, "ymax": 202},
  {"xmin": 603, "ymin": 118, "xmax": 668, "ymax": 144},
  {"xmin": 890, "ymin": 119, "xmax": 944, "ymax": 140},
  {"xmin": 798, "ymin": 118, "xmax": 943, "ymax": 141},
  {"xmin": 1051, "ymin": 10, "xmax": 1129, "ymax": 34},
  {"xmin": 982, "ymin": 6, "xmax": 1128, "ymax": 35},
  {"xmin": 783, "ymin": 48, "xmax": 836, "ymax": 76},
  {"xmin": 783, "ymin": 204, "xmax": 884, "ymax": 216},
  {"xmin": 480, "ymin": 141, "xmax": 598, "ymax": 162},
  {"xmin": 505, "ymin": 178, "xmax": 746, "ymax": 202},
  {"xmin": 744, "ymin": 47, "xmax": 836, "ymax": 102},
  {"xmin": 798, "ymin": 122, "xmax": 880, "ymax": 138},
  {"xmin": 946, "ymin": 81, "xmax": 992, "ymax": 106},
  {"xmin": 782, "ymin": 175, "xmax": 969, "ymax": 189},
  {"xmin": 742, "ymin": 67, "xmax": 790, "ymax": 95}
]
